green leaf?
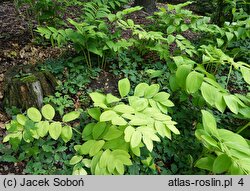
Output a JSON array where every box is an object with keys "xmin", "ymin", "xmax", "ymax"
[
  {"xmin": 72, "ymin": 167, "xmax": 87, "ymax": 175},
  {"xmin": 62, "ymin": 111, "xmax": 80, "ymax": 122},
  {"xmin": 240, "ymin": 66, "xmax": 250, "ymax": 85},
  {"xmin": 106, "ymin": 93, "xmax": 121, "ymax": 104},
  {"xmin": 111, "ymin": 116, "xmax": 127, "ymax": 126},
  {"xmin": 186, "ymin": 71, "xmax": 204, "ymax": 94},
  {"xmin": 36, "ymin": 121, "xmax": 49, "ymax": 137},
  {"xmin": 118, "ymin": 78, "xmax": 130, "ymax": 97},
  {"xmin": 200, "ymin": 82, "xmax": 219, "ymax": 106},
  {"xmin": 112, "ymin": 150, "xmax": 132, "ymax": 165},
  {"xmin": 82, "ymin": 123, "xmax": 95, "ymax": 140},
  {"xmin": 130, "ymin": 131, "xmax": 142, "ymax": 148},
  {"xmin": 201, "ymin": 135, "xmax": 218, "ymax": 148},
  {"xmin": 61, "ymin": 126, "xmax": 73, "ymax": 143},
  {"xmin": 113, "ymin": 105, "xmax": 135, "ymax": 114},
  {"xmin": 166, "ymin": 124, "xmax": 180, "ymax": 135},
  {"xmin": 144, "ymin": 84, "xmax": 160, "ymax": 98},
  {"xmin": 167, "ymin": 34, "xmax": 175, "ymax": 44},
  {"xmin": 213, "ymin": 154, "xmax": 232, "ymax": 174},
  {"xmin": 195, "ymin": 156, "xmax": 214, "ymax": 171},
  {"xmin": 181, "ymin": 24, "xmax": 189, "ymax": 31},
  {"xmin": 225, "ymin": 32, "xmax": 234, "ymax": 42},
  {"xmin": 79, "ymin": 140, "xmax": 96, "ymax": 155},
  {"xmin": 201, "ymin": 110, "xmax": 218, "ymax": 136},
  {"xmin": 49, "ymin": 122, "xmax": 62, "ymax": 140},
  {"xmin": 142, "ymin": 135, "xmax": 153, "ymax": 151},
  {"xmin": 41, "ymin": 104, "xmax": 55, "ymax": 120},
  {"xmin": 134, "ymin": 83, "xmax": 149, "ymax": 97},
  {"xmin": 153, "ymin": 92, "xmax": 170, "ymax": 103},
  {"xmin": 167, "ymin": 25, "xmax": 176, "ymax": 34},
  {"xmin": 99, "ymin": 149, "xmax": 111, "ymax": 168},
  {"xmin": 146, "ymin": 69, "xmax": 163, "ymax": 78},
  {"xmin": 215, "ymin": 93, "xmax": 227, "ymax": 113},
  {"xmin": 155, "ymin": 121, "xmax": 167, "ymax": 138},
  {"xmin": 89, "ymin": 140, "xmax": 105, "ymax": 157},
  {"xmin": 100, "ymin": 110, "xmax": 118, "ymax": 122},
  {"xmin": 124, "ymin": 126, "xmax": 135, "ymax": 142},
  {"xmin": 130, "ymin": 118, "xmax": 148, "ymax": 126},
  {"xmin": 70, "ymin": 156, "xmax": 83, "ymax": 165},
  {"xmin": 103, "ymin": 126, "xmax": 123, "ymax": 140},
  {"xmin": 223, "ymin": 95, "xmax": 239, "ymax": 114},
  {"xmin": 87, "ymin": 108, "xmax": 101, "ymax": 121},
  {"xmin": 229, "ymin": 161, "xmax": 244, "ymax": 175},
  {"xmin": 131, "ymin": 145, "xmax": 141, "ymax": 157},
  {"xmin": 216, "ymin": 38, "xmax": 224, "ymax": 47},
  {"xmin": 176, "ymin": 64, "xmax": 193, "ymax": 88},
  {"xmin": 16, "ymin": 114, "xmax": 28, "ymax": 126},
  {"xmin": 91, "ymin": 151, "xmax": 103, "ymax": 174},
  {"xmin": 92, "ymin": 122, "xmax": 106, "ymax": 139},
  {"xmin": 129, "ymin": 97, "xmax": 148, "ymax": 112},
  {"xmin": 27, "ymin": 107, "xmax": 42, "ymax": 122},
  {"xmin": 89, "ymin": 92, "xmax": 106, "ymax": 104}
]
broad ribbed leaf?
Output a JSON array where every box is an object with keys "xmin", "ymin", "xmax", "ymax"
[
  {"xmin": 61, "ymin": 126, "xmax": 73, "ymax": 143},
  {"xmin": 186, "ymin": 71, "xmax": 204, "ymax": 94},
  {"xmin": 36, "ymin": 121, "xmax": 49, "ymax": 137},
  {"xmin": 89, "ymin": 140, "xmax": 105, "ymax": 157},
  {"xmin": 142, "ymin": 135, "xmax": 153, "ymax": 151},
  {"xmin": 144, "ymin": 84, "xmax": 160, "ymax": 98},
  {"xmin": 49, "ymin": 122, "xmax": 62, "ymax": 140},
  {"xmin": 82, "ymin": 123, "xmax": 95, "ymax": 140},
  {"xmin": 16, "ymin": 114, "xmax": 28, "ymax": 126},
  {"xmin": 130, "ymin": 131, "xmax": 142, "ymax": 148},
  {"xmin": 201, "ymin": 82, "xmax": 219, "ymax": 106},
  {"xmin": 240, "ymin": 66, "xmax": 250, "ymax": 85},
  {"xmin": 213, "ymin": 154, "xmax": 232, "ymax": 174},
  {"xmin": 69, "ymin": 155, "xmax": 83, "ymax": 165},
  {"xmin": 111, "ymin": 116, "xmax": 127, "ymax": 126},
  {"xmin": 92, "ymin": 122, "xmax": 106, "ymax": 139},
  {"xmin": 134, "ymin": 83, "xmax": 149, "ymax": 97},
  {"xmin": 89, "ymin": 92, "xmax": 106, "ymax": 103},
  {"xmin": 195, "ymin": 156, "xmax": 214, "ymax": 171},
  {"xmin": 41, "ymin": 104, "xmax": 55, "ymax": 120},
  {"xmin": 201, "ymin": 110, "xmax": 218, "ymax": 136},
  {"xmin": 118, "ymin": 78, "xmax": 130, "ymax": 97},
  {"xmin": 27, "ymin": 107, "xmax": 42, "ymax": 122},
  {"xmin": 87, "ymin": 108, "xmax": 101, "ymax": 120},
  {"xmin": 106, "ymin": 93, "xmax": 121, "ymax": 104},
  {"xmin": 175, "ymin": 64, "xmax": 193, "ymax": 88},
  {"xmin": 223, "ymin": 95, "xmax": 239, "ymax": 114},
  {"xmin": 62, "ymin": 111, "xmax": 80, "ymax": 122},
  {"xmin": 153, "ymin": 92, "xmax": 170, "ymax": 102},
  {"xmin": 79, "ymin": 140, "xmax": 96, "ymax": 155},
  {"xmin": 124, "ymin": 126, "xmax": 135, "ymax": 142},
  {"xmin": 113, "ymin": 105, "xmax": 135, "ymax": 114},
  {"xmin": 100, "ymin": 110, "xmax": 117, "ymax": 121},
  {"xmin": 103, "ymin": 126, "xmax": 123, "ymax": 140}
]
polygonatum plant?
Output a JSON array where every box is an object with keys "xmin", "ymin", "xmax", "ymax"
[
  {"xmin": 70, "ymin": 78, "xmax": 179, "ymax": 175},
  {"xmin": 3, "ymin": 104, "xmax": 80, "ymax": 149},
  {"xmin": 195, "ymin": 110, "xmax": 250, "ymax": 174}
]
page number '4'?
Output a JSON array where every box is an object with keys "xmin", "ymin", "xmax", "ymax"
[{"xmin": 238, "ymin": 178, "xmax": 244, "ymax": 186}]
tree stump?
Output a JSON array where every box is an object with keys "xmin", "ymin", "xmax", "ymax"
[{"xmin": 3, "ymin": 65, "xmax": 57, "ymax": 110}]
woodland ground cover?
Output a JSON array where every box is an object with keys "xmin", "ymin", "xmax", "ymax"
[{"xmin": 0, "ymin": 0, "xmax": 249, "ymax": 175}]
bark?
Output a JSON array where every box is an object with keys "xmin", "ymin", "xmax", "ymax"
[
  {"xmin": 3, "ymin": 65, "xmax": 57, "ymax": 110},
  {"xmin": 133, "ymin": 0, "xmax": 158, "ymax": 13}
]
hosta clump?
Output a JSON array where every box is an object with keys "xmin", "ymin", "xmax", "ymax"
[
  {"xmin": 195, "ymin": 110, "xmax": 250, "ymax": 174},
  {"xmin": 3, "ymin": 104, "xmax": 80, "ymax": 149},
  {"xmin": 71, "ymin": 78, "xmax": 179, "ymax": 175}
]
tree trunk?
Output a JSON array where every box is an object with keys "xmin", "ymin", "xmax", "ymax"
[
  {"xmin": 3, "ymin": 65, "xmax": 57, "ymax": 110},
  {"xmin": 133, "ymin": 0, "xmax": 157, "ymax": 14}
]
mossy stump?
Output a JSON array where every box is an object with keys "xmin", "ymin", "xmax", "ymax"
[{"xmin": 3, "ymin": 65, "xmax": 57, "ymax": 110}]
